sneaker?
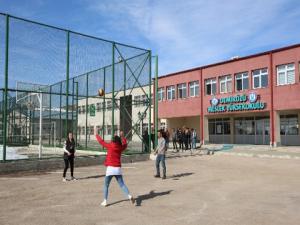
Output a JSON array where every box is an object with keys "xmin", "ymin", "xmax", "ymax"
[
  {"xmin": 162, "ymin": 176, "xmax": 166, "ymax": 180},
  {"xmin": 128, "ymin": 195, "xmax": 135, "ymax": 204},
  {"xmin": 62, "ymin": 178, "xmax": 67, "ymax": 182},
  {"xmin": 71, "ymin": 177, "xmax": 77, "ymax": 181},
  {"xmin": 154, "ymin": 174, "xmax": 160, "ymax": 178},
  {"xmin": 101, "ymin": 200, "xmax": 107, "ymax": 207}
]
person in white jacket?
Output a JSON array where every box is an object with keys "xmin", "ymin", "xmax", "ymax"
[{"xmin": 154, "ymin": 131, "xmax": 167, "ymax": 179}]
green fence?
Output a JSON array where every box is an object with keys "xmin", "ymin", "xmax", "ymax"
[{"xmin": 0, "ymin": 13, "xmax": 153, "ymax": 161}]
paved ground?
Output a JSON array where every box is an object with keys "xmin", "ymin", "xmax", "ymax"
[{"xmin": 1, "ymin": 150, "xmax": 300, "ymax": 225}]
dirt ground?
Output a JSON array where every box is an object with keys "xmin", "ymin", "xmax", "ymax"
[{"xmin": 1, "ymin": 152, "xmax": 300, "ymax": 225}]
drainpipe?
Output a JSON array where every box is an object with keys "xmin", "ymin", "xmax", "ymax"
[{"xmin": 269, "ymin": 52, "xmax": 275, "ymax": 147}]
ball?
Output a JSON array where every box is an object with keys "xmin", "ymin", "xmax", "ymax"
[{"xmin": 98, "ymin": 88, "xmax": 105, "ymax": 97}]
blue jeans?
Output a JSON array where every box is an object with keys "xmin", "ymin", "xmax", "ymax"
[
  {"xmin": 156, "ymin": 154, "xmax": 166, "ymax": 177},
  {"xmin": 104, "ymin": 175, "xmax": 130, "ymax": 200},
  {"xmin": 192, "ymin": 138, "xmax": 197, "ymax": 149}
]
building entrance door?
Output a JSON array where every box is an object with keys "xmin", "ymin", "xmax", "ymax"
[{"xmin": 234, "ymin": 117, "xmax": 270, "ymax": 145}]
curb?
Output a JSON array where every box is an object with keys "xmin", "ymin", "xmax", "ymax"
[{"xmin": 215, "ymin": 151, "xmax": 300, "ymax": 160}]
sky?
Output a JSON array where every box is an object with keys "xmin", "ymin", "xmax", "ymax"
[{"xmin": 0, "ymin": 0, "xmax": 300, "ymax": 78}]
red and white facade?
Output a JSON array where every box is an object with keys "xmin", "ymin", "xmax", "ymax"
[{"xmin": 156, "ymin": 44, "xmax": 300, "ymax": 146}]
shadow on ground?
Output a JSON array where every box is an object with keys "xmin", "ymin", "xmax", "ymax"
[
  {"xmin": 168, "ymin": 172, "xmax": 194, "ymax": 180},
  {"xmin": 135, "ymin": 190, "xmax": 173, "ymax": 206},
  {"xmin": 77, "ymin": 175, "xmax": 105, "ymax": 180},
  {"xmin": 106, "ymin": 190, "xmax": 173, "ymax": 207}
]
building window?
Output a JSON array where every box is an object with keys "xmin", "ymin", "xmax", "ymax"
[
  {"xmin": 158, "ymin": 88, "xmax": 164, "ymax": 101},
  {"xmin": 208, "ymin": 118, "xmax": 231, "ymax": 135},
  {"xmin": 96, "ymin": 102, "xmax": 101, "ymax": 112},
  {"xmin": 280, "ymin": 115, "xmax": 298, "ymax": 135},
  {"xmin": 177, "ymin": 83, "xmax": 187, "ymax": 99},
  {"xmin": 219, "ymin": 75, "xmax": 232, "ymax": 93},
  {"xmin": 189, "ymin": 81, "xmax": 199, "ymax": 97},
  {"xmin": 235, "ymin": 72, "xmax": 249, "ymax": 91},
  {"xmin": 89, "ymin": 126, "xmax": 94, "ymax": 135},
  {"xmin": 78, "ymin": 106, "xmax": 82, "ymax": 114},
  {"xmin": 277, "ymin": 63, "xmax": 295, "ymax": 85},
  {"xmin": 106, "ymin": 101, "xmax": 112, "ymax": 110},
  {"xmin": 253, "ymin": 68, "xmax": 268, "ymax": 89},
  {"xmin": 134, "ymin": 95, "xmax": 141, "ymax": 107},
  {"xmin": 96, "ymin": 125, "xmax": 101, "ymax": 135},
  {"xmin": 205, "ymin": 78, "xmax": 216, "ymax": 95},
  {"xmin": 107, "ymin": 125, "xmax": 112, "ymax": 135},
  {"xmin": 167, "ymin": 85, "xmax": 175, "ymax": 100},
  {"xmin": 82, "ymin": 105, "xmax": 86, "ymax": 113},
  {"xmin": 142, "ymin": 95, "xmax": 147, "ymax": 106}
]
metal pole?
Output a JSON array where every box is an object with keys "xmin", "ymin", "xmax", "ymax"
[
  {"xmin": 49, "ymin": 86, "xmax": 52, "ymax": 145},
  {"xmin": 85, "ymin": 73, "xmax": 89, "ymax": 149},
  {"xmin": 65, "ymin": 31, "xmax": 70, "ymax": 136},
  {"xmin": 154, "ymin": 55, "xmax": 158, "ymax": 149},
  {"xmin": 123, "ymin": 60, "xmax": 126, "ymax": 133},
  {"xmin": 112, "ymin": 43, "xmax": 115, "ymax": 138},
  {"xmin": 38, "ymin": 93, "xmax": 43, "ymax": 158},
  {"xmin": 102, "ymin": 68, "xmax": 106, "ymax": 150},
  {"xmin": 75, "ymin": 82, "xmax": 78, "ymax": 146},
  {"xmin": 59, "ymin": 82, "xmax": 62, "ymax": 146},
  {"xmin": 148, "ymin": 52, "xmax": 152, "ymax": 153},
  {"xmin": 72, "ymin": 79, "xmax": 74, "ymax": 133},
  {"xmin": 2, "ymin": 15, "xmax": 9, "ymax": 161}
]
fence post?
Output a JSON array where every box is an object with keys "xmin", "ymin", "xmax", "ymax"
[
  {"xmin": 65, "ymin": 31, "xmax": 70, "ymax": 137},
  {"xmin": 148, "ymin": 51, "xmax": 152, "ymax": 153},
  {"xmin": 102, "ymin": 68, "xmax": 106, "ymax": 151},
  {"xmin": 3, "ymin": 15, "xmax": 10, "ymax": 161},
  {"xmin": 75, "ymin": 82, "xmax": 78, "ymax": 146},
  {"xmin": 112, "ymin": 43, "xmax": 115, "ymax": 139},
  {"xmin": 85, "ymin": 73, "xmax": 89, "ymax": 149},
  {"xmin": 154, "ymin": 55, "xmax": 158, "ymax": 149}
]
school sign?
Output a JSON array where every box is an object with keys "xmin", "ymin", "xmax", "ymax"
[{"xmin": 207, "ymin": 93, "xmax": 266, "ymax": 113}]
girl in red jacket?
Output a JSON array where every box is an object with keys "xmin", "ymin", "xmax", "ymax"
[{"xmin": 95, "ymin": 133, "xmax": 135, "ymax": 207}]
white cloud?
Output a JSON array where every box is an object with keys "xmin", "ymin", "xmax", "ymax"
[{"xmin": 78, "ymin": 0, "xmax": 300, "ymax": 75}]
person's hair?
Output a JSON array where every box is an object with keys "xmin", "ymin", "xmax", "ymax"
[{"xmin": 112, "ymin": 135, "xmax": 122, "ymax": 146}]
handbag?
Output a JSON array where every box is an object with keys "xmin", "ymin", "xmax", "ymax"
[{"xmin": 149, "ymin": 152, "xmax": 157, "ymax": 160}]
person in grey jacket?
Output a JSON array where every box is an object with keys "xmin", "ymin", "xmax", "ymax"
[{"xmin": 154, "ymin": 131, "xmax": 167, "ymax": 179}]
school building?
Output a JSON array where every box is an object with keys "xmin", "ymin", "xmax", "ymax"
[{"xmin": 156, "ymin": 43, "xmax": 300, "ymax": 146}]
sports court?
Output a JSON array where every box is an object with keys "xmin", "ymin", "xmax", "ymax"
[{"xmin": 1, "ymin": 152, "xmax": 300, "ymax": 225}]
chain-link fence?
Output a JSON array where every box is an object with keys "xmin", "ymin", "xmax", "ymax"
[{"xmin": 0, "ymin": 13, "xmax": 152, "ymax": 161}]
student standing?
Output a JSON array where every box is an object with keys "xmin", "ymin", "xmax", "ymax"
[
  {"xmin": 191, "ymin": 128, "xmax": 197, "ymax": 149},
  {"xmin": 95, "ymin": 133, "xmax": 135, "ymax": 207},
  {"xmin": 172, "ymin": 128, "xmax": 178, "ymax": 151},
  {"xmin": 154, "ymin": 131, "xmax": 167, "ymax": 179},
  {"xmin": 62, "ymin": 132, "xmax": 76, "ymax": 182}
]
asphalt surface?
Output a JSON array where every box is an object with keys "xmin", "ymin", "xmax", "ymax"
[{"xmin": 1, "ymin": 151, "xmax": 300, "ymax": 225}]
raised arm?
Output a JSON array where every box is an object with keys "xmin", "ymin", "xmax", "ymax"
[
  {"xmin": 121, "ymin": 137, "xmax": 127, "ymax": 151},
  {"xmin": 95, "ymin": 134, "xmax": 110, "ymax": 149}
]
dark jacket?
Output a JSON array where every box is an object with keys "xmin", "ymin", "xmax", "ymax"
[{"xmin": 63, "ymin": 138, "xmax": 76, "ymax": 159}]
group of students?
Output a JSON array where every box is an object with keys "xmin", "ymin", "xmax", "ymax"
[
  {"xmin": 62, "ymin": 129, "xmax": 168, "ymax": 207},
  {"xmin": 171, "ymin": 127, "xmax": 198, "ymax": 151}
]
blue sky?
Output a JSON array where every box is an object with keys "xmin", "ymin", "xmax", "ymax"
[{"xmin": 1, "ymin": 0, "xmax": 300, "ymax": 77}]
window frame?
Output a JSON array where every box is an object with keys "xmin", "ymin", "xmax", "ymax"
[
  {"xmin": 276, "ymin": 63, "xmax": 295, "ymax": 86},
  {"xmin": 219, "ymin": 75, "xmax": 232, "ymax": 94},
  {"xmin": 177, "ymin": 83, "xmax": 187, "ymax": 99},
  {"xmin": 158, "ymin": 87, "xmax": 165, "ymax": 101},
  {"xmin": 252, "ymin": 68, "xmax": 268, "ymax": 89},
  {"xmin": 205, "ymin": 78, "xmax": 217, "ymax": 95},
  {"xmin": 189, "ymin": 81, "xmax": 199, "ymax": 97},
  {"xmin": 235, "ymin": 72, "xmax": 249, "ymax": 91},
  {"xmin": 166, "ymin": 85, "xmax": 175, "ymax": 100}
]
